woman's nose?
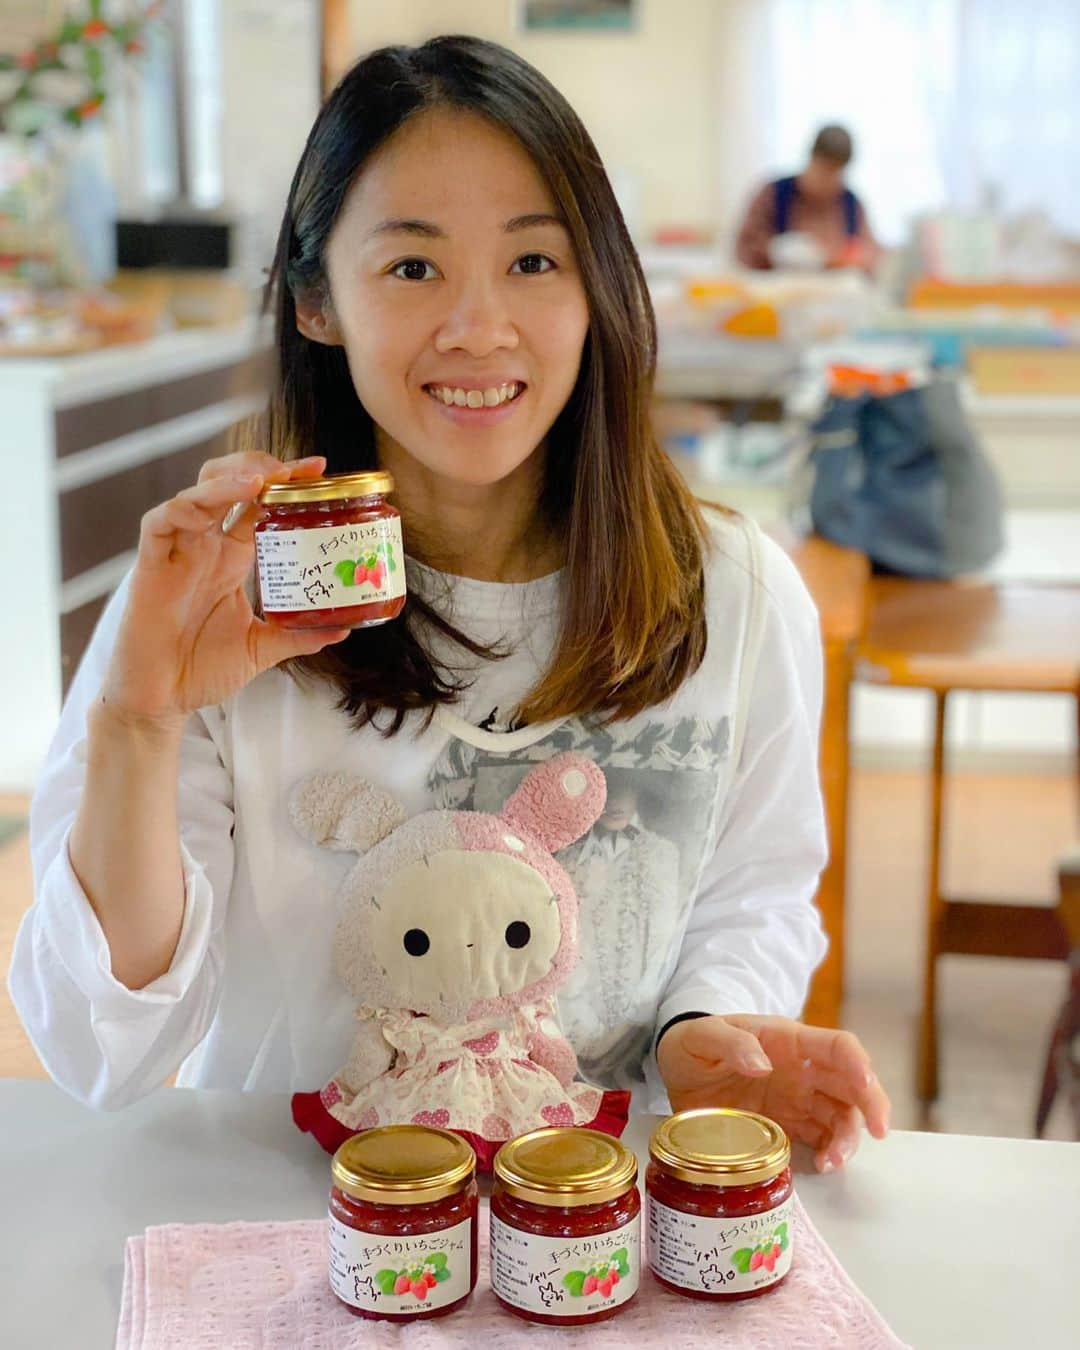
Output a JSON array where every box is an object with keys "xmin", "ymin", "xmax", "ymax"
[{"xmin": 434, "ymin": 283, "xmax": 518, "ymax": 358}]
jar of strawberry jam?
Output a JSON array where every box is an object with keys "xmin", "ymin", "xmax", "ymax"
[
  {"xmin": 490, "ymin": 1127, "xmax": 640, "ymax": 1326},
  {"xmin": 255, "ymin": 470, "xmax": 406, "ymax": 630},
  {"xmin": 646, "ymin": 1109, "xmax": 794, "ymax": 1301},
  {"xmin": 328, "ymin": 1125, "xmax": 478, "ymax": 1322}
]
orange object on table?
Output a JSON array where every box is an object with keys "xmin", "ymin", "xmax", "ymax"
[
  {"xmin": 909, "ymin": 279, "xmax": 1080, "ymax": 314},
  {"xmin": 721, "ymin": 303, "xmax": 780, "ymax": 339},
  {"xmin": 826, "ymin": 365, "xmax": 913, "ymax": 397}
]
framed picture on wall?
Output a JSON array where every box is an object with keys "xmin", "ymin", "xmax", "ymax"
[{"xmin": 516, "ymin": 1, "xmax": 637, "ymax": 32}]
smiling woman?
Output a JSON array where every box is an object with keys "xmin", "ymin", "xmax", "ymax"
[
  {"xmin": 254, "ymin": 35, "xmax": 709, "ymax": 733},
  {"xmin": 301, "ymin": 109, "xmax": 590, "ymax": 501},
  {"xmin": 13, "ymin": 34, "xmax": 888, "ymax": 1183}
]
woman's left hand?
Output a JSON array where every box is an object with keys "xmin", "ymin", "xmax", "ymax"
[{"xmin": 656, "ymin": 1014, "xmax": 891, "ymax": 1173}]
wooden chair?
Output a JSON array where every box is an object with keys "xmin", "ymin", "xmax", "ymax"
[
  {"xmin": 855, "ymin": 579, "xmax": 1080, "ymax": 1102},
  {"xmin": 1034, "ymin": 851, "xmax": 1080, "ymax": 1137}
]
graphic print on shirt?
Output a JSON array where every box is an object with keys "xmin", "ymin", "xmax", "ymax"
[{"xmin": 427, "ymin": 713, "xmax": 729, "ymax": 1088}]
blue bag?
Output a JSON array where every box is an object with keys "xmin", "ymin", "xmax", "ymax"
[{"xmin": 808, "ymin": 379, "xmax": 1003, "ymax": 577}]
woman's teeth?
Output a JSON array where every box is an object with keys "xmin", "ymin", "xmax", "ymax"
[{"xmin": 426, "ymin": 382, "xmax": 522, "ymax": 408}]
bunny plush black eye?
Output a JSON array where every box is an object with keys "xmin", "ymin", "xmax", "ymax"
[
  {"xmin": 403, "ymin": 928, "xmax": 430, "ymax": 957},
  {"xmin": 505, "ymin": 921, "xmax": 531, "ymax": 949}
]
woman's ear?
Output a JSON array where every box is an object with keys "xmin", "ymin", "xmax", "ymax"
[{"xmin": 294, "ymin": 290, "xmax": 344, "ymax": 347}]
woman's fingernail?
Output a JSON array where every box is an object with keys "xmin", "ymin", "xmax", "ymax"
[
  {"xmin": 821, "ymin": 1157, "xmax": 836, "ymax": 1174},
  {"xmin": 742, "ymin": 1052, "xmax": 772, "ymax": 1073}
]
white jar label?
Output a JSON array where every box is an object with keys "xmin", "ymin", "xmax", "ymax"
[
  {"xmin": 256, "ymin": 516, "xmax": 405, "ymax": 613},
  {"xmin": 328, "ymin": 1213, "xmax": 472, "ymax": 1312},
  {"xmin": 489, "ymin": 1211, "xmax": 640, "ymax": 1319},
  {"xmin": 647, "ymin": 1192, "xmax": 794, "ymax": 1295}
]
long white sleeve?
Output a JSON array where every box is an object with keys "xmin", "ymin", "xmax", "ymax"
[
  {"xmin": 7, "ymin": 578, "xmax": 236, "ymax": 1109},
  {"xmin": 655, "ymin": 536, "xmax": 829, "ymax": 1037}
]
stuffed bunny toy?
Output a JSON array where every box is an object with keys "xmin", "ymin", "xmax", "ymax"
[{"xmin": 290, "ymin": 751, "xmax": 630, "ymax": 1168}]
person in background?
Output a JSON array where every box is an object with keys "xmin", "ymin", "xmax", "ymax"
[{"xmin": 735, "ymin": 124, "xmax": 880, "ymax": 272}]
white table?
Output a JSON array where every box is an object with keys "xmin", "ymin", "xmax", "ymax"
[{"xmin": 1, "ymin": 1079, "xmax": 1076, "ymax": 1348}]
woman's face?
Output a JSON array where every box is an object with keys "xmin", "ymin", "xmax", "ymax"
[{"xmin": 307, "ymin": 108, "xmax": 591, "ymax": 490}]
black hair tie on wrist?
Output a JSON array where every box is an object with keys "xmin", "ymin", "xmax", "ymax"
[{"xmin": 656, "ymin": 1010, "xmax": 710, "ymax": 1049}]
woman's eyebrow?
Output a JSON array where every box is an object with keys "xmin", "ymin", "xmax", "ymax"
[
  {"xmin": 365, "ymin": 212, "xmax": 566, "ymax": 241},
  {"xmin": 366, "ymin": 218, "xmax": 444, "ymax": 240},
  {"xmin": 504, "ymin": 212, "xmax": 567, "ymax": 232}
]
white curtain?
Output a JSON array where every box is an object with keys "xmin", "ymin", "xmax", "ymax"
[{"xmin": 723, "ymin": 0, "xmax": 1080, "ymax": 245}]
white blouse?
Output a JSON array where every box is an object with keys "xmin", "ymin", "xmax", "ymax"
[{"xmin": 9, "ymin": 512, "xmax": 828, "ymax": 1114}]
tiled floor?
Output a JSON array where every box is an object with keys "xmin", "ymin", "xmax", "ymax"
[{"xmin": 0, "ymin": 768, "xmax": 1075, "ymax": 1138}]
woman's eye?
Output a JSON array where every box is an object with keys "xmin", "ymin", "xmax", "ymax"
[
  {"xmin": 391, "ymin": 258, "xmax": 437, "ymax": 281},
  {"xmin": 511, "ymin": 253, "xmax": 554, "ymax": 275}
]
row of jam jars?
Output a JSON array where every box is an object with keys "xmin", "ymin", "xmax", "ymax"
[{"xmin": 327, "ymin": 1111, "xmax": 793, "ymax": 1324}]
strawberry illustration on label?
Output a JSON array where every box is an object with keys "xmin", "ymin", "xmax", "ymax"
[
  {"xmin": 731, "ymin": 1220, "xmax": 789, "ymax": 1277},
  {"xmin": 334, "ymin": 539, "xmax": 397, "ymax": 589},
  {"xmin": 375, "ymin": 1252, "xmax": 453, "ymax": 1300},
  {"xmin": 562, "ymin": 1248, "xmax": 630, "ymax": 1298}
]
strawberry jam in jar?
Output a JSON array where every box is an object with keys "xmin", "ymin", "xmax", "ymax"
[
  {"xmin": 646, "ymin": 1109, "xmax": 794, "ymax": 1301},
  {"xmin": 490, "ymin": 1127, "xmax": 641, "ymax": 1326},
  {"xmin": 255, "ymin": 469, "xmax": 405, "ymax": 629},
  {"xmin": 328, "ymin": 1125, "xmax": 478, "ymax": 1322}
]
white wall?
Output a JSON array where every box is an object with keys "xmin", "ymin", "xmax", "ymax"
[
  {"xmin": 344, "ymin": 0, "xmax": 721, "ymax": 239},
  {"xmin": 104, "ymin": 0, "xmax": 321, "ymax": 288},
  {"xmin": 218, "ymin": 0, "xmax": 322, "ymax": 286}
]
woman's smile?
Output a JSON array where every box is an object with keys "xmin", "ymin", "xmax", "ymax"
[{"xmin": 421, "ymin": 379, "xmax": 527, "ymax": 427}]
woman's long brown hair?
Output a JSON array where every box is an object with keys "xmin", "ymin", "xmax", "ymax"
[{"xmin": 253, "ymin": 35, "xmax": 709, "ymax": 733}]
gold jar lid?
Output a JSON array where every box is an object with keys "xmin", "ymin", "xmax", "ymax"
[
  {"xmin": 260, "ymin": 469, "xmax": 394, "ymax": 505},
  {"xmin": 331, "ymin": 1125, "xmax": 475, "ymax": 1206},
  {"xmin": 493, "ymin": 1128, "xmax": 638, "ymax": 1208},
  {"xmin": 649, "ymin": 1109, "xmax": 790, "ymax": 1188}
]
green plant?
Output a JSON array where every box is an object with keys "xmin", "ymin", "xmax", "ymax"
[{"xmin": 0, "ymin": 2, "xmax": 160, "ymax": 133}]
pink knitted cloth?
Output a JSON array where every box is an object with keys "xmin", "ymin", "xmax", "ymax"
[{"xmin": 117, "ymin": 1195, "xmax": 909, "ymax": 1349}]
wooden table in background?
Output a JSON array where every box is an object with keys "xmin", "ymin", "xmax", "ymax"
[
  {"xmin": 856, "ymin": 578, "xmax": 1080, "ymax": 1100},
  {"xmin": 772, "ymin": 529, "xmax": 871, "ymax": 1028}
]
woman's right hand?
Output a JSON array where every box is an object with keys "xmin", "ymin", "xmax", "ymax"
[{"xmin": 100, "ymin": 451, "xmax": 350, "ymax": 730}]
